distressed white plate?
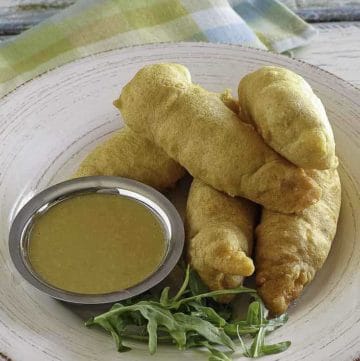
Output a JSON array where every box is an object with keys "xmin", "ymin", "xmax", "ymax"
[{"xmin": 0, "ymin": 43, "xmax": 359, "ymax": 361}]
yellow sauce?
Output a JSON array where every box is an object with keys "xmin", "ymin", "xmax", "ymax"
[{"xmin": 28, "ymin": 193, "xmax": 166, "ymax": 294}]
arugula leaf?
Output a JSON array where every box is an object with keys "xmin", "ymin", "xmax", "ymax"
[
  {"xmin": 208, "ymin": 351, "xmax": 233, "ymax": 361},
  {"xmin": 146, "ymin": 317, "xmax": 158, "ymax": 354},
  {"xmin": 224, "ymin": 321, "xmax": 260, "ymax": 336},
  {"xmin": 236, "ymin": 325, "xmax": 250, "ymax": 357},
  {"xmin": 247, "ymin": 326, "xmax": 291, "ymax": 358},
  {"xmin": 160, "ymin": 287, "xmax": 170, "ymax": 306},
  {"xmin": 171, "ymin": 265, "xmax": 190, "ymax": 302},
  {"xmin": 189, "ymin": 302, "xmax": 227, "ymax": 327},
  {"xmin": 174, "ymin": 312, "xmax": 235, "ymax": 350},
  {"xmin": 86, "ymin": 267, "xmax": 290, "ymax": 360},
  {"xmin": 266, "ymin": 313, "xmax": 289, "ymax": 332},
  {"xmin": 205, "ymin": 345, "xmax": 233, "ymax": 361},
  {"xmin": 188, "ymin": 340, "xmax": 233, "ymax": 361},
  {"xmin": 133, "ymin": 303, "xmax": 187, "ymax": 350},
  {"xmin": 92, "ymin": 302, "xmax": 187, "ymax": 352},
  {"xmin": 249, "ymin": 326, "xmax": 266, "ymax": 357},
  {"xmin": 95, "ymin": 317, "xmax": 130, "ymax": 352},
  {"xmin": 246, "ymin": 301, "xmax": 262, "ymax": 326},
  {"xmin": 261, "ymin": 341, "xmax": 291, "ymax": 355},
  {"xmin": 170, "ymin": 285, "xmax": 257, "ymax": 310},
  {"xmin": 224, "ymin": 301, "xmax": 268, "ymax": 337},
  {"xmin": 189, "ymin": 268, "xmax": 209, "ymax": 297}
]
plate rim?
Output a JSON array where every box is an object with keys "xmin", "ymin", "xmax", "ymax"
[
  {"xmin": 0, "ymin": 41, "xmax": 359, "ymax": 361},
  {"xmin": 1, "ymin": 42, "xmax": 359, "ymax": 104}
]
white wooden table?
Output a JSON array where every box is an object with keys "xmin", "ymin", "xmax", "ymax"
[
  {"xmin": 295, "ymin": 22, "xmax": 360, "ymax": 87},
  {"xmin": 0, "ymin": 1, "xmax": 359, "ymax": 87}
]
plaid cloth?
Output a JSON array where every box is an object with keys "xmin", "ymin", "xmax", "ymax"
[{"xmin": 0, "ymin": 0, "xmax": 317, "ymax": 98}]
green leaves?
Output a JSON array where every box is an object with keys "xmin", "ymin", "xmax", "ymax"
[
  {"xmin": 159, "ymin": 287, "xmax": 170, "ymax": 306},
  {"xmin": 86, "ymin": 266, "xmax": 290, "ymax": 360},
  {"xmin": 92, "ymin": 315, "xmax": 131, "ymax": 352},
  {"xmin": 189, "ymin": 302, "xmax": 227, "ymax": 327},
  {"xmin": 242, "ymin": 327, "xmax": 291, "ymax": 358},
  {"xmin": 173, "ymin": 312, "xmax": 235, "ymax": 350},
  {"xmin": 197, "ymin": 341, "xmax": 234, "ymax": 361},
  {"xmin": 189, "ymin": 268, "xmax": 209, "ymax": 297},
  {"xmin": 260, "ymin": 341, "xmax": 291, "ymax": 355},
  {"xmin": 235, "ymin": 300, "xmax": 291, "ymax": 358},
  {"xmin": 246, "ymin": 301, "xmax": 263, "ymax": 326}
]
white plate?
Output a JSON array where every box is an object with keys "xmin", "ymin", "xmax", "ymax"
[{"xmin": 0, "ymin": 43, "xmax": 359, "ymax": 361}]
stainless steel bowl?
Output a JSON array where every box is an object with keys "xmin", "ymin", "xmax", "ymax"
[{"xmin": 8, "ymin": 176, "xmax": 184, "ymax": 304}]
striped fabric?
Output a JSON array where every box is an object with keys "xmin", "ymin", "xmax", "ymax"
[{"xmin": 0, "ymin": 0, "xmax": 316, "ymax": 98}]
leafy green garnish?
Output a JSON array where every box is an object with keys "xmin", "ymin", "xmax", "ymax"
[
  {"xmin": 236, "ymin": 297, "xmax": 290, "ymax": 358},
  {"xmin": 86, "ymin": 266, "xmax": 290, "ymax": 359}
]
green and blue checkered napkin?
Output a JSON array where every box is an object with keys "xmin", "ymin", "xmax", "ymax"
[{"xmin": 0, "ymin": 0, "xmax": 317, "ymax": 98}]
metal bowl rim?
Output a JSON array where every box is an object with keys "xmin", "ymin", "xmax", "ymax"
[{"xmin": 8, "ymin": 176, "xmax": 185, "ymax": 304}]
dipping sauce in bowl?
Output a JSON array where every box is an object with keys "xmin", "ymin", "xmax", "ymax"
[
  {"xmin": 9, "ymin": 177, "xmax": 184, "ymax": 304},
  {"xmin": 28, "ymin": 193, "xmax": 166, "ymax": 294}
]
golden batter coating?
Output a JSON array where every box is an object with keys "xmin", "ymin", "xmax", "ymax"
[
  {"xmin": 186, "ymin": 179, "xmax": 258, "ymax": 299},
  {"xmin": 219, "ymin": 88, "xmax": 239, "ymax": 114},
  {"xmin": 255, "ymin": 169, "xmax": 341, "ymax": 315},
  {"xmin": 238, "ymin": 66, "xmax": 337, "ymax": 170},
  {"xmin": 115, "ymin": 63, "xmax": 321, "ymax": 214},
  {"xmin": 75, "ymin": 126, "xmax": 185, "ymax": 190}
]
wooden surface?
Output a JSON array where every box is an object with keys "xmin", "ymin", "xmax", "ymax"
[
  {"xmin": 0, "ymin": 0, "xmax": 75, "ymax": 35},
  {"xmin": 295, "ymin": 22, "xmax": 360, "ymax": 87},
  {"xmin": 282, "ymin": 0, "xmax": 360, "ymax": 21}
]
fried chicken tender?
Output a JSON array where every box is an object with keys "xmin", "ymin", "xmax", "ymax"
[
  {"xmin": 115, "ymin": 63, "xmax": 321, "ymax": 213},
  {"xmin": 186, "ymin": 179, "xmax": 258, "ymax": 298},
  {"xmin": 218, "ymin": 88, "xmax": 239, "ymax": 113},
  {"xmin": 255, "ymin": 169, "xmax": 341, "ymax": 315},
  {"xmin": 238, "ymin": 66, "xmax": 337, "ymax": 170},
  {"xmin": 75, "ymin": 126, "xmax": 185, "ymax": 190}
]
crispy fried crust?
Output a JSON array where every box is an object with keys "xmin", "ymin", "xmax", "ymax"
[
  {"xmin": 255, "ymin": 169, "xmax": 341, "ymax": 315},
  {"xmin": 238, "ymin": 66, "xmax": 337, "ymax": 170},
  {"xmin": 115, "ymin": 63, "xmax": 321, "ymax": 213},
  {"xmin": 75, "ymin": 127, "xmax": 185, "ymax": 190},
  {"xmin": 186, "ymin": 179, "xmax": 258, "ymax": 301}
]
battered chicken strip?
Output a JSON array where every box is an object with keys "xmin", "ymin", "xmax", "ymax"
[
  {"xmin": 75, "ymin": 127, "xmax": 185, "ymax": 190},
  {"xmin": 186, "ymin": 179, "xmax": 258, "ymax": 298},
  {"xmin": 219, "ymin": 88, "xmax": 239, "ymax": 113},
  {"xmin": 115, "ymin": 63, "xmax": 321, "ymax": 214},
  {"xmin": 238, "ymin": 66, "xmax": 337, "ymax": 170},
  {"xmin": 256, "ymin": 169, "xmax": 341, "ymax": 315}
]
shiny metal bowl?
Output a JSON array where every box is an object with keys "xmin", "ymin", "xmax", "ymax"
[{"xmin": 9, "ymin": 176, "xmax": 184, "ymax": 304}]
